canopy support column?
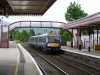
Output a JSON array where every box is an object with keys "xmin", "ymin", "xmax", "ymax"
[
  {"xmin": 79, "ymin": 29, "xmax": 81, "ymax": 50},
  {"xmin": 97, "ymin": 29, "xmax": 98, "ymax": 44},
  {"xmin": 76, "ymin": 29, "xmax": 78, "ymax": 48},
  {"xmin": 88, "ymin": 28, "xmax": 91, "ymax": 52},
  {"xmin": 93, "ymin": 30, "xmax": 94, "ymax": 50},
  {"xmin": 71, "ymin": 29, "xmax": 73, "ymax": 48}
]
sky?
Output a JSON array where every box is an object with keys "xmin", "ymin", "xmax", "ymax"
[{"xmin": 1, "ymin": 0, "xmax": 100, "ymax": 24}]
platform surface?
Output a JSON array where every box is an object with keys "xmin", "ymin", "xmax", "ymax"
[
  {"xmin": 61, "ymin": 46, "xmax": 100, "ymax": 58},
  {"xmin": 0, "ymin": 42, "xmax": 43, "ymax": 75}
]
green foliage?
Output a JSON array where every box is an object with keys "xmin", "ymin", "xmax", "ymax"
[
  {"xmin": 10, "ymin": 29, "xmax": 31, "ymax": 42},
  {"xmin": 15, "ymin": 31, "xmax": 23, "ymax": 42},
  {"xmin": 82, "ymin": 29, "xmax": 88, "ymax": 35},
  {"xmin": 10, "ymin": 30, "xmax": 17, "ymax": 41},
  {"xmin": 59, "ymin": 1, "xmax": 88, "ymax": 42},
  {"xmin": 59, "ymin": 29, "xmax": 71, "ymax": 42},
  {"xmin": 30, "ymin": 29, "xmax": 35, "ymax": 36},
  {"xmin": 22, "ymin": 30, "xmax": 31, "ymax": 42},
  {"xmin": 36, "ymin": 33, "xmax": 41, "ymax": 35},
  {"xmin": 65, "ymin": 1, "xmax": 88, "ymax": 22}
]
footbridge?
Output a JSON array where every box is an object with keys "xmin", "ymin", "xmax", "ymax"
[{"xmin": 0, "ymin": 21, "xmax": 72, "ymax": 48}]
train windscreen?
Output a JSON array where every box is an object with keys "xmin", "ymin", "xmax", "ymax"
[{"xmin": 48, "ymin": 36, "xmax": 60, "ymax": 43}]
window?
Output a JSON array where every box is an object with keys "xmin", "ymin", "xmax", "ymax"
[
  {"xmin": 48, "ymin": 36, "xmax": 60, "ymax": 43},
  {"xmin": 43, "ymin": 36, "xmax": 46, "ymax": 43}
]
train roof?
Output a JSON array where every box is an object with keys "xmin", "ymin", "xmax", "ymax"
[
  {"xmin": 38, "ymin": 33, "xmax": 60, "ymax": 37},
  {"xmin": 30, "ymin": 36, "xmax": 38, "ymax": 38},
  {"xmin": 30, "ymin": 33, "xmax": 60, "ymax": 38}
]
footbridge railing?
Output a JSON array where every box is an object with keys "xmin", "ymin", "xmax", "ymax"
[
  {"xmin": 0, "ymin": 20, "xmax": 74, "ymax": 48},
  {"xmin": 8, "ymin": 21, "xmax": 67, "ymax": 32}
]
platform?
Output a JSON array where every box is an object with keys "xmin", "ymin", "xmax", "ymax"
[
  {"xmin": 61, "ymin": 46, "xmax": 100, "ymax": 64},
  {"xmin": 0, "ymin": 42, "xmax": 43, "ymax": 75}
]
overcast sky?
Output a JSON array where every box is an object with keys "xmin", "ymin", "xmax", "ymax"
[{"xmin": 1, "ymin": 0, "xmax": 100, "ymax": 23}]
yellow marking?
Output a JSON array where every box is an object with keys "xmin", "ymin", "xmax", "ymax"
[
  {"xmin": 48, "ymin": 34, "xmax": 59, "ymax": 36},
  {"xmin": 49, "ymin": 43, "xmax": 59, "ymax": 47},
  {"xmin": 14, "ymin": 45, "xmax": 20, "ymax": 75}
]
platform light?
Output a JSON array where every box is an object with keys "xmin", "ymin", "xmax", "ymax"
[
  {"xmin": 0, "ymin": 19, "xmax": 1, "ymax": 24},
  {"xmin": 0, "ymin": 17, "xmax": 3, "ymax": 25}
]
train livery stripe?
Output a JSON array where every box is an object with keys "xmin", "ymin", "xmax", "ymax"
[
  {"xmin": 48, "ymin": 34, "xmax": 59, "ymax": 36},
  {"xmin": 48, "ymin": 43, "xmax": 59, "ymax": 47}
]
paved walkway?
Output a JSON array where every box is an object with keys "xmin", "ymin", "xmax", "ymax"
[{"xmin": 0, "ymin": 42, "xmax": 43, "ymax": 75}]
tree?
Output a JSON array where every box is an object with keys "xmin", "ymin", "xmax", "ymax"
[
  {"xmin": 15, "ymin": 30, "xmax": 23, "ymax": 42},
  {"xmin": 65, "ymin": 1, "xmax": 88, "ymax": 22},
  {"xmin": 59, "ymin": 1, "xmax": 88, "ymax": 43},
  {"xmin": 10, "ymin": 30, "xmax": 17, "ymax": 41},
  {"xmin": 21, "ymin": 30, "xmax": 31, "ymax": 42},
  {"xmin": 65, "ymin": 1, "xmax": 88, "ymax": 35},
  {"xmin": 36, "ymin": 33, "xmax": 41, "ymax": 35},
  {"xmin": 59, "ymin": 29, "xmax": 71, "ymax": 42},
  {"xmin": 65, "ymin": 1, "xmax": 88, "ymax": 34},
  {"xmin": 10, "ymin": 29, "xmax": 32, "ymax": 42},
  {"xmin": 82, "ymin": 29, "xmax": 88, "ymax": 35},
  {"xmin": 30, "ymin": 29, "xmax": 35, "ymax": 36}
]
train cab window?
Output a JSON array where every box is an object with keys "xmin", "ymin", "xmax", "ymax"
[
  {"xmin": 32, "ymin": 38, "xmax": 34, "ymax": 42},
  {"xmin": 34, "ymin": 38, "xmax": 35, "ymax": 42},
  {"xmin": 43, "ymin": 36, "xmax": 46, "ymax": 43},
  {"xmin": 34, "ymin": 37, "xmax": 37, "ymax": 42},
  {"xmin": 48, "ymin": 36, "xmax": 60, "ymax": 43}
]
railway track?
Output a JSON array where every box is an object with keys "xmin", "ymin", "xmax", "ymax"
[
  {"xmin": 53, "ymin": 55, "xmax": 100, "ymax": 75},
  {"xmin": 21, "ymin": 43, "xmax": 100, "ymax": 75},
  {"xmin": 22, "ymin": 43, "xmax": 68, "ymax": 75}
]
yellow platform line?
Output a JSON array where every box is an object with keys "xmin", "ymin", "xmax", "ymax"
[{"xmin": 14, "ymin": 45, "xmax": 20, "ymax": 75}]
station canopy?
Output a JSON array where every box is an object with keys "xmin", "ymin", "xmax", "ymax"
[
  {"xmin": 0, "ymin": 0, "xmax": 56, "ymax": 17},
  {"xmin": 63, "ymin": 12, "xmax": 100, "ymax": 30}
]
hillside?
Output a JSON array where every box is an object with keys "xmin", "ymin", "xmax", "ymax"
[
  {"xmin": 17, "ymin": 28, "xmax": 60, "ymax": 34},
  {"xmin": 3, "ymin": 21, "xmax": 60, "ymax": 34}
]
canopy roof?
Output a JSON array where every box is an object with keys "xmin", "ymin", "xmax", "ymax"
[
  {"xmin": 0, "ymin": 0, "xmax": 56, "ymax": 17},
  {"xmin": 63, "ymin": 12, "xmax": 100, "ymax": 30}
]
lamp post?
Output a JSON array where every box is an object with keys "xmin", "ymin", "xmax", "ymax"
[
  {"xmin": 0, "ymin": 17, "xmax": 7, "ymax": 32},
  {"xmin": 0, "ymin": 17, "xmax": 3, "ymax": 32},
  {"xmin": 0, "ymin": 19, "xmax": 1, "ymax": 24},
  {"xmin": 0, "ymin": 19, "xmax": 1, "ymax": 48},
  {"xmin": 0, "ymin": 17, "xmax": 3, "ymax": 48}
]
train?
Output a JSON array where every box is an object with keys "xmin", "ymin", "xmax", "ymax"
[{"xmin": 29, "ymin": 33, "xmax": 62, "ymax": 53}]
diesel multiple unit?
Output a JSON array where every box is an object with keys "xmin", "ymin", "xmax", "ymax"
[{"xmin": 29, "ymin": 33, "xmax": 61, "ymax": 53}]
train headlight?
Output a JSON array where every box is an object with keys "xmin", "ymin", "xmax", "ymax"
[{"xmin": 47, "ymin": 44, "xmax": 49, "ymax": 46}]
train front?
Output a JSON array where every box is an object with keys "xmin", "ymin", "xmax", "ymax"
[{"xmin": 46, "ymin": 34, "xmax": 61, "ymax": 53}]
